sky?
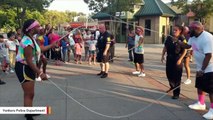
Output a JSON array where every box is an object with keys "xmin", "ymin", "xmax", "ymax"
[{"xmin": 48, "ymin": 0, "xmax": 173, "ymax": 15}]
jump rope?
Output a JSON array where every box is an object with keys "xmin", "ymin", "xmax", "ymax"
[{"xmin": 43, "ymin": 13, "xmax": 189, "ymax": 119}]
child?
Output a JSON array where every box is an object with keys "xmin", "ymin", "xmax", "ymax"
[
  {"xmin": 86, "ymin": 35, "xmax": 97, "ymax": 65},
  {"xmin": 74, "ymin": 39, "xmax": 83, "ymax": 64},
  {"xmin": 7, "ymin": 31, "xmax": 19, "ymax": 73},
  {"xmin": 61, "ymin": 37, "xmax": 68, "ymax": 63},
  {"xmin": 54, "ymin": 42, "xmax": 61, "ymax": 65},
  {"xmin": 0, "ymin": 35, "xmax": 7, "ymax": 84}
]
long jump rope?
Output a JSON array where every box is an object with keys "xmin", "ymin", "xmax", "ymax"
[{"xmin": 45, "ymin": 13, "xmax": 187, "ymax": 119}]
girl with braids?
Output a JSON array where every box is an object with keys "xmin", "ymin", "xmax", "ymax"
[{"xmin": 15, "ymin": 19, "xmax": 56, "ymax": 120}]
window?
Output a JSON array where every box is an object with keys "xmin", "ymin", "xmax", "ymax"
[{"xmin": 145, "ymin": 19, "xmax": 151, "ymax": 36}]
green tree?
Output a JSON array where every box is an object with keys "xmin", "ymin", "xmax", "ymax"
[
  {"xmin": 171, "ymin": 0, "xmax": 213, "ymax": 22},
  {"xmin": 83, "ymin": 0, "xmax": 142, "ymax": 13},
  {"xmin": 0, "ymin": 0, "xmax": 54, "ymax": 27}
]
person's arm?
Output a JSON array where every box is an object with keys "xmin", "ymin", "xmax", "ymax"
[
  {"xmin": 177, "ymin": 49, "xmax": 187, "ymax": 65},
  {"xmin": 161, "ymin": 46, "xmax": 167, "ymax": 63},
  {"xmin": 24, "ymin": 46, "xmax": 46, "ymax": 79},
  {"xmin": 103, "ymin": 37, "xmax": 111, "ymax": 56},
  {"xmin": 137, "ymin": 36, "xmax": 144, "ymax": 47}
]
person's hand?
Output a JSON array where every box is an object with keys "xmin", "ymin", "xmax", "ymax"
[
  {"xmin": 51, "ymin": 41, "xmax": 57, "ymax": 48},
  {"xmin": 176, "ymin": 60, "xmax": 182, "ymax": 65},
  {"xmin": 196, "ymin": 70, "xmax": 204, "ymax": 77},
  {"xmin": 40, "ymin": 72, "xmax": 48, "ymax": 80},
  {"xmin": 161, "ymin": 56, "xmax": 165, "ymax": 63},
  {"xmin": 103, "ymin": 52, "xmax": 107, "ymax": 56}
]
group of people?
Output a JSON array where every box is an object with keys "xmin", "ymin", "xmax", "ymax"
[
  {"xmin": 126, "ymin": 21, "xmax": 213, "ymax": 119},
  {"xmin": 0, "ymin": 18, "xmax": 213, "ymax": 120},
  {"xmin": 161, "ymin": 21, "xmax": 213, "ymax": 119}
]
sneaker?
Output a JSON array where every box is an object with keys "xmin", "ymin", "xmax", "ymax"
[
  {"xmin": 101, "ymin": 73, "xmax": 108, "ymax": 78},
  {"xmin": 97, "ymin": 71, "xmax": 104, "ymax": 76},
  {"xmin": 46, "ymin": 74, "xmax": 51, "ymax": 79},
  {"xmin": 203, "ymin": 108, "xmax": 213, "ymax": 119},
  {"xmin": 10, "ymin": 69, "xmax": 14, "ymax": 73},
  {"xmin": 132, "ymin": 71, "xmax": 140, "ymax": 75},
  {"xmin": 35, "ymin": 77, "xmax": 42, "ymax": 81},
  {"xmin": 184, "ymin": 79, "xmax": 192, "ymax": 85},
  {"xmin": 138, "ymin": 72, "xmax": 146, "ymax": 77},
  {"xmin": 188, "ymin": 102, "xmax": 206, "ymax": 110},
  {"xmin": 0, "ymin": 80, "xmax": 6, "ymax": 85},
  {"xmin": 172, "ymin": 95, "xmax": 179, "ymax": 99}
]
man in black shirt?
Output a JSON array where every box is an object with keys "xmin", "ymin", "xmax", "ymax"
[{"xmin": 96, "ymin": 24, "xmax": 111, "ymax": 78}]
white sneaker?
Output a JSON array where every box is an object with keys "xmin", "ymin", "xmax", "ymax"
[
  {"xmin": 203, "ymin": 108, "xmax": 213, "ymax": 119},
  {"xmin": 132, "ymin": 71, "xmax": 140, "ymax": 75},
  {"xmin": 184, "ymin": 79, "xmax": 192, "ymax": 85},
  {"xmin": 10, "ymin": 69, "xmax": 14, "ymax": 73},
  {"xmin": 138, "ymin": 72, "xmax": 146, "ymax": 77},
  {"xmin": 188, "ymin": 102, "xmax": 206, "ymax": 110},
  {"xmin": 46, "ymin": 74, "xmax": 51, "ymax": 79},
  {"xmin": 35, "ymin": 77, "xmax": 42, "ymax": 81}
]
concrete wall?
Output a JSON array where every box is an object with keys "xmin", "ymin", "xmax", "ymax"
[{"xmin": 138, "ymin": 16, "xmax": 170, "ymax": 44}]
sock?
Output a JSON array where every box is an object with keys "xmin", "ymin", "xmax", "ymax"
[
  {"xmin": 198, "ymin": 94, "xmax": 205, "ymax": 105},
  {"xmin": 211, "ymin": 103, "xmax": 213, "ymax": 109}
]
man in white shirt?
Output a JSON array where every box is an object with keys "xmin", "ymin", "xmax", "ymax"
[{"xmin": 187, "ymin": 21, "xmax": 213, "ymax": 119}]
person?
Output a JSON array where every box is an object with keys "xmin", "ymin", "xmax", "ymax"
[
  {"xmin": 7, "ymin": 31, "xmax": 19, "ymax": 73},
  {"xmin": 86, "ymin": 35, "xmax": 97, "ymax": 65},
  {"xmin": 161, "ymin": 25, "xmax": 187, "ymax": 99},
  {"xmin": 96, "ymin": 24, "xmax": 111, "ymax": 78},
  {"xmin": 182, "ymin": 26, "xmax": 192, "ymax": 85},
  {"xmin": 15, "ymin": 19, "xmax": 55, "ymax": 120},
  {"xmin": 0, "ymin": 35, "xmax": 7, "ymax": 85},
  {"xmin": 36, "ymin": 28, "xmax": 51, "ymax": 81},
  {"xmin": 74, "ymin": 38, "xmax": 83, "ymax": 64},
  {"xmin": 109, "ymin": 34, "xmax": 115, "ymax": 62},
  {"xmin": 132, "ymin": 26, "xmax": 146, "ymax": 77},
  {"xmin": 61, "ymin": 36, "xmax": 68, "ymax": 62},
  {"xmin": 126, "ymin": 29, "xmax": 135, "ymax": 61},
  {"xmin": 83, "ymin": 29, "xmax": 91, "ymax": 61},
  {"xmin": 67, "ymin": 27, "xmax": 75, "ymax": 62},
  {"xmin": 187, "ymin": 21, "xmax": 213, "ymax": 119}
]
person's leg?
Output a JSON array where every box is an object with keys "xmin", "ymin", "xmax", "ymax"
[
  {"xmin": 183, "ymin": 57, "xmax": 191, "ymax": 85},
  {"xmin": 42, "ymin": 58, "xmax": 47, "ymax": 74},
  {"xmin": 128, "ymin": 45, "xmax": 133, "ymax": 61},
  {"xmin": 21, "ymin": 81, "xmax": 35, "ymax": 107},
  {"xmin": 67, "ymin": 50, "xmax": 71, "ymax": 62},
  {"xmin": 198, "ymin": 89, "xmax": 206, "ymax": 105}
]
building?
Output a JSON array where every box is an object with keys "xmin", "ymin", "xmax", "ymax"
[{"xmin": 93, "ymin": 0, "xmax": 176, "ymax": 44}]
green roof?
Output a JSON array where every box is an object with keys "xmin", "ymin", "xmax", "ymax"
[
  {"xmin": 135, "ymin": 0, "xmax": 176, "ymax": 17},
  {"xmin": 92, "ymin": 12, "xmax": 112, "ymax": 19}
]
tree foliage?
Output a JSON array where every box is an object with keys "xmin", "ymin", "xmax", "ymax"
[
  {"xmin": 83, "ymin": 0, "xmax": 142, "ymax": 13},
  {"xmin": 171, "ymin": 0, "xmax": 213, "ymax": 21}
]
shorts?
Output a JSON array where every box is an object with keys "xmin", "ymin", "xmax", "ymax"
[
  {"xmin": 97, "ymin": 51, "xmax": 109, "ymax": 63},
  {"xmin": 134, "ymin": 53, "xmax": 144, "ymax": 64},
  {"xmin": 89, "ymin": 50, "xmax": 96, "ymax": 55},
  {"xmin": 195, "ymin": 72, "xmax": 213, "ymax": 93},
  {"xmin": 15, "ymin": 62, "xmax": 36, "ymax": 84}
]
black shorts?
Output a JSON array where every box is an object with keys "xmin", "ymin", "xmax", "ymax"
[
  {"xmin": 97, "ymin": 51, "xmax": 110, "ymax": 63},
  {"xmin": 15, "ymin": 62, "xmax": 36, "ymax": 84},
  {"xmin": 134, "ymin": 53, "xmax": 144, "ymax": 64},
  {"xmin": 195, "ymin": 72, "xmax": 213, "ymax": 93}
]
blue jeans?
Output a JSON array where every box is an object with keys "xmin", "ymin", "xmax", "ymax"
[{"xmin": 128, "ymin": 44, "xmax": 134, "ymax": 61}]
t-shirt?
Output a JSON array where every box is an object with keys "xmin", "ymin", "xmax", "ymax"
[
  {"xmin": 44, "ymin": 35, "xmax": 49, "ymax": 46},
  {"xmin": 16, "ymin": 36, "xmax": 41, "ymax": 64},
  {"xmin": 68, "ymin": 33, "xmax": 75, "ymax": 46},
  {"xmin": 37, "ymin": 35, "xmax": 45, "ymax": 47},
  {"xmin": 134, "ymin": 35, "xmax": 144, "ymax": 54},
  {"xmin": 7, "ymin": 39, "xmax": 19, "ymax": 51},
  {"xmin": 127, "ymin": 34, "xmax": 135, "ymax": 45},
  {"xmin": 0, "ymin": 42, "xmax": 8, "ymax": 58},
  {"xmin": 97, "ymin": 31, "xmax": 111, "ymax": 52},
  {"xmin": 188, "ymin": 31, "xmax": 213, "ymax": 73},
  {"xmin": 86, "ymin": 40, "xmax": 97, "ymax": 51}
]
